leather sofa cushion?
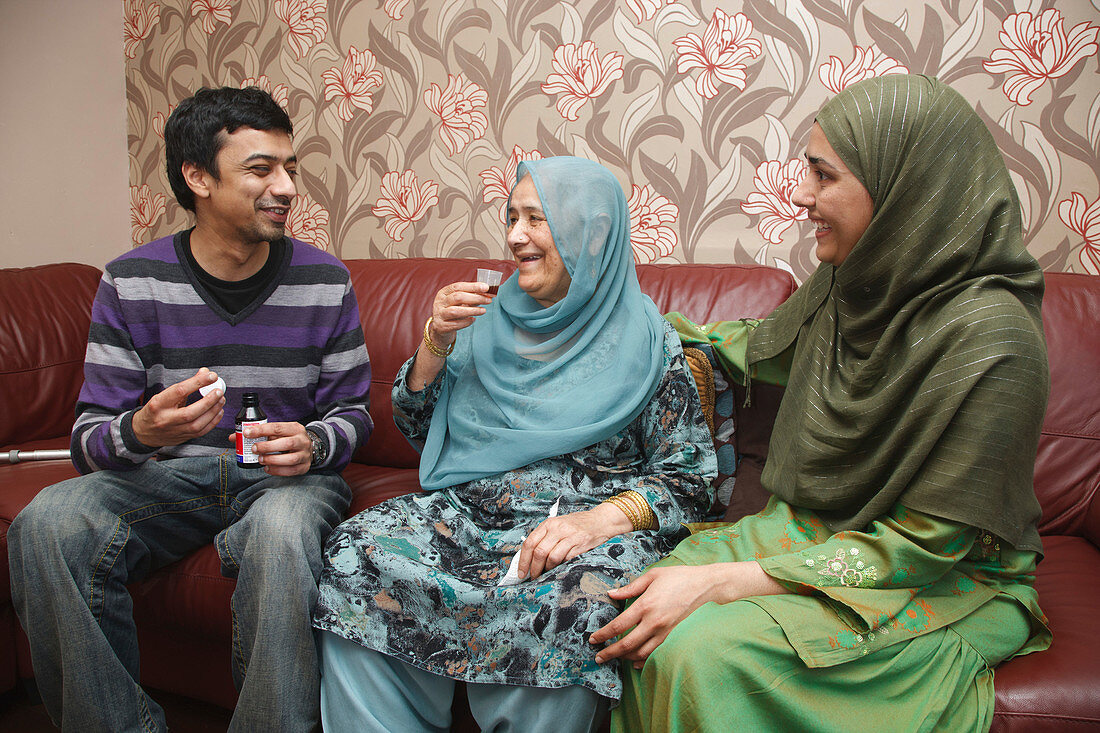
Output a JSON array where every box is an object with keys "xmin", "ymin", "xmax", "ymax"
[
  {"xmin": 1034, "ymin": 273, "xmax": 1100, "ymax": 542},
  {"xmin": 0, "ymin": 438, "xmax": 78, "ymax": 606},
  {"xmin": 992, "ymin": 534, "xmax": 1100, "ymax": 730},
  {"xmin": 0, "ymin": 263, "xmax": 101, "ymax": 447}
]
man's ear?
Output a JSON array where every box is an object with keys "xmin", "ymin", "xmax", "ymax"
[{"xmin": 182, "ymin": 161, "xmax": 213, "ymax": 201}]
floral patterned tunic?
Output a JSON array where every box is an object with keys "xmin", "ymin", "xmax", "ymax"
[{"xmin": 313, "ymin": 325, "xmax": 716, "ymax": 698}]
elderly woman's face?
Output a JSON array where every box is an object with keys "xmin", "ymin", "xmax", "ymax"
[
  {"xmin": 507, "ymin": 175, "xmax": 571, "ymax": 307},
  {"xmin": 791, "ymin": 123, "xmax": 874, "ymax": 267}
]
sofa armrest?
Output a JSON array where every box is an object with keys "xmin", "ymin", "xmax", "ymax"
[
  {"xmin": 1084, "ymin": 478, "xmax": 1100, "ymax": 548},
  {"xmin": 0, "ymin": 264, "xmax": 102, "ymax": 447},
  {"xmin": 724, "ymin": 382, "xmax": 784, "ymax": 522}
]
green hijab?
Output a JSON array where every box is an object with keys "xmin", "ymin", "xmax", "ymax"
[{"xmin": 747, "ymin": 74, "xmax": 1048, "ymax": 552}]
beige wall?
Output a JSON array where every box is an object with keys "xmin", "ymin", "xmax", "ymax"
[{"xmin": 0, "ymin": 0, "xmax": 130, "ymax": 269}]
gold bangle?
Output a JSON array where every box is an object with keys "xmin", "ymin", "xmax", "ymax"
[
  {"xmin": 422, "ymin": 317, "xmax": 454, "ymax": 358},
  {"xmin": 631, "ymin": 491, "xmax": 658, "ymax": 530},
  {"xmin": 606, "ymin": 495, "xmax": 639, "ymax": 529},
  {"xmin": 605, "ymin": 491, "xmax": 657, "ymax": 531},
  {"xmin": 620, "ymin": 490, "xmax": 656, "ymax": 530},
  {"xmin": 620, "ymin": 493, "xmax": 642, "ymax": 528}
]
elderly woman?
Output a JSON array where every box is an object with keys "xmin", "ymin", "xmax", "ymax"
[
  {"xmin": 592, "ymin": 75, "xmax": 1051, "ymax": 731},
  {"xmin": 313, "ymin": 157, "xmax": 716, "ymax": 732}
]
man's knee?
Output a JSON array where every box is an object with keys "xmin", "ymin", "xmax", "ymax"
[
  {"xmin": 11, "ymin": 482, "xmax": 109, "ymax": 555},
  {"xmin": 251, "ymin": 497, "xmax": 326, "ymax": 547},
  {"xmin": 235, "ymin": 496, "xmax": 340, "ymax": 577}
]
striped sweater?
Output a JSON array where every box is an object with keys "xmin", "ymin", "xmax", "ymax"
[{"xmin": 72, "ymin": 233, "xmax": 372, "ymax": 474}]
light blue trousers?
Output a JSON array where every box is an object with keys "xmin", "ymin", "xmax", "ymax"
[
  {"xmin": 318, "ymin": 630, "xmax": 611, "ymax": 733},
  {"xmin": 8, "ymin": 454, "xmax": 350, "ymax": 733}
]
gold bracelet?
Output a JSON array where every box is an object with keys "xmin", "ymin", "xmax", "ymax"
[
  {"xmin": 623, "ymin": 490, "xmax": 656, "ymax": 530},
  {"xmin": 605, "ymin": 491, "xmax": 657, "ymax": 531},
  {"xmin": 422, "ymin": 317, "xmax": 455, "ymax": 358},
  {"xmin": 625, "ymin": 491, "xmax": 657, "ymax": 530},
  {"xmin": 606, "ymin": 495, "xmax": 640, "ymax": 529}
]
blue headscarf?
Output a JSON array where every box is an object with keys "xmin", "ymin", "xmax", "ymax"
[{"xmin": 418, "ymin": 157, "xmax": 668, "ymax": 490}]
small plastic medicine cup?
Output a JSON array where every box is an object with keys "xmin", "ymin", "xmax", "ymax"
[{"xmin": 476, "ymin": 268, "xmax": 503, "ymax": 296}]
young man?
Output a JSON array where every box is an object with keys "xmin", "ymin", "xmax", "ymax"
[{"xmin": 8, "ymin": 87, "xmax": 372, "ymax": 732}]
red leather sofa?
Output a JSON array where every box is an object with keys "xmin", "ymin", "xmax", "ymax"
[{"xmin": 1, "ymin": 258, "xmax": 1097, "ymax": 731}]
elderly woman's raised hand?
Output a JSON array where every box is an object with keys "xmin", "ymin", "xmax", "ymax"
[
  {"xmin": 408, "ymin": 281, "xmax": 493, "ymax": 391},
  {"xmin": 427, "ymin": 281, "xmax": 494, "ymax": 348}
]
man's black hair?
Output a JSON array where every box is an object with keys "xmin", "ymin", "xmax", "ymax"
[{"xmin": 164, "ymin": 86, "xmax": 293, "ymax": 211}]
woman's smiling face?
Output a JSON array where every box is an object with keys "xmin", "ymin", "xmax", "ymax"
[
  {"xmin": 507, "ymin": 175, "xmax": 571, "ymax": 307},
  {"xmin": 791, "ymin": 123, "xmax": 875, "ymax": 267}
]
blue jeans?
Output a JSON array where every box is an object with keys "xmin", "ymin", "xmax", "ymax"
[{"xmin": 8, "ymin": 453, "xmax": 351, "ymax": 733}]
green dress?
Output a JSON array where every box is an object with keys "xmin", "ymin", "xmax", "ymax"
[
  {"xmin": 620, "ymin": 74, "xmax": 1053, "ymax": 733},
  {"xmin": 613, "ymin": 498, "xmax": 1050, "ymax": 731}
]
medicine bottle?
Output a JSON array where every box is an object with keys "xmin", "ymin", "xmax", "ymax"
[{"xmin": 235, "ymin": 392, "xmax": 267, "ymax": 467}]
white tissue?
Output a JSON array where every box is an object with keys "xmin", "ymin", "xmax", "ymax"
[{"xmin": 498, "ymin": 498, "xmax": 560, "ymax": 587}]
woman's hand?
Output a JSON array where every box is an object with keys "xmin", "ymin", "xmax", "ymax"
[
  {"xmin": 516, "ymin": 502, "xmax": 633, "ymax": 581},
  {"xmin": 408, "ymin": 281, "xmax": 493, "ymax": 390},
  {"xmin": 427, "ymin": 281, "xmax": 493, "ymax": 348},
  {"xmin": 589, "ymin": 562, "xmax": 788, "ymax": 668}
]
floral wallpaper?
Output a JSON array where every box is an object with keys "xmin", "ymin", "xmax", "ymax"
[{"xmin": 125, "ymin": 0, "xmax": 1100, "ymax": 282}]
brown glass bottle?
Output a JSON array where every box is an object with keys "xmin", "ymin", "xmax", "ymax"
[{"xmin": 235, "ymin": 392, "xmax": 267, "ymax": 467}]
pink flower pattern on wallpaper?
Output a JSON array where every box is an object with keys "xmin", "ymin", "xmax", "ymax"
[
  {"xmin": 287, "ymin": 194, "xmax": 331, "ymax": 250},
  {"xmin": 819, "ymin": 45, "xmax": 909, "ymax": 93},
  {"xmin": 190, "ymin": 0, "xmax": 232, "ymax": 35},
  {"xmin": 424, "ymin": 75, "xmax": 489, "ymax": 155},
  {"xmin": 124, "ymin": 0, "xmax": 161, "ymax": 59},
  {"xmin": 373, "ymin": 170, "xmax": 440, "ymax": 241},
  {"xmin": 627, "ymin": 0, "xmax": 673, "ymax": 23},
  {"xmin": 480, "ymin": 146, "xmax": 544, "ymax": 222},
  {"xmin": 628, "ymin": 185, "xmax": 679, "ymax": 263},
  {"xmin": 151, "ymin": 105, "xmax": 174, "ymax": 139},
  {"xmin": 130, "ymin": 185, "xmax": 166, "ymax": 247},
  {"xmin": 541, "ymin": 41, "xmax": 625, "ymax": 121},
  {"xmin": 740, "ymin": 160, "xmax": 808, "ymax": 244},
  {"xmin": 322, "ymin": 47, "xmax": 384, "ymax": 121},
  {"xmin": 122, "ymin": 1, "xmax": 1096, "ymax": 275},
  {"xmin": 240, "ymin": 77, "xmax": 290, "ymax": 109},
  {"xmin": 274, "ymin": 0, "xmax": 329, "ymax": 60},
  {"xmin": 383, "ymin": 0, "xmax": 410, "ymax": 21},
  {"xmin": 674, "ymin": 9, "xmax": 762, "ymax": 99},
  {"xmin": 984, "ymin": 10, "xmax": 1100, "ymax": 106},
  {"xmin": 1059, "ymin": 192, "xmax": 1100, "ymax": 275}
]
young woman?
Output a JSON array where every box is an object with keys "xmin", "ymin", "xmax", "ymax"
[{"xmin": 593, "ymin": 74, "xmax": 1051, "ymax": 732}]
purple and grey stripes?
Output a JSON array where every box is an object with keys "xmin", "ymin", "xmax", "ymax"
[{"xmin": 71, "ymin": 234, "xmax": 372, "ymax": 474}]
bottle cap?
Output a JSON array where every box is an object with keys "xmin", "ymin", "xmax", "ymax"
[{"xmin": 199, "ymin": 376, "xmax": 226, "ymax": 397}]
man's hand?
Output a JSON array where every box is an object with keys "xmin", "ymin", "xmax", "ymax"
[
  {"xmin": 515, "ymin": 502, "xmax": 634, "ymax": 581},
  {"xmin": 132, "ymin": 368, "xmax": 224, "ymax": 448},
  {"xmin": 243, "ymin": 421, "xmax": 313, "ymax": 476}
]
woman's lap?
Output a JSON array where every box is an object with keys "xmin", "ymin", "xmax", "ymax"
[
  {"xmin": 315, "ymin": 488, "xmax": 659, "ymax": 696},
  {"xmin": 614, "ymin": 598, "xmax": 995, "ymax": 732}
]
